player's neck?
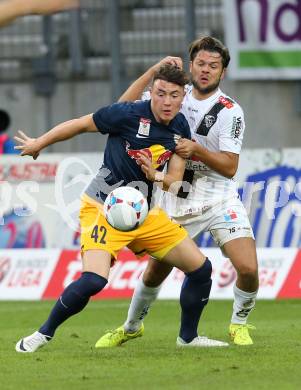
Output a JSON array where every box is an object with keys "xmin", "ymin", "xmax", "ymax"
[{"xmin": 192, "ymin": 87, "xmax": 219, "ymax": 101}]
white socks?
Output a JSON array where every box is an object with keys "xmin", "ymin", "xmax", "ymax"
[
  {"xmin": 123, "ymin": 279, "xmax": 257, "ymax": 331},
  {"xmin": 124, "ymin": 278, "xmax": 161, "ymax": 333},
  {"xmin": 231, "ymin": 284, "xmax": 258, "ymax": 324}
]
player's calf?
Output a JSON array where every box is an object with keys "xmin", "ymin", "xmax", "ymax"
[
  {"xmin": 16, "ymin": 272, "xmax": 107, "ymax": 353},
  {"xmin": 39, "ymin": 271, "xmax": 107, "ymax": 338},
  {"xmin": 179, "ymin": 258, "xmax": 212, "ymax": 343}
]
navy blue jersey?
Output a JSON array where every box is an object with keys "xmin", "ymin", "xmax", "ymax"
[{"xmin": 85, "ymin": 100, "xmax": 190, "ymax": 205}]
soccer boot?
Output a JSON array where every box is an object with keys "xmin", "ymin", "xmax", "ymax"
[
  {"xmin": 229, "ymin": 323, "xmax": 256, "ymax": 345},
  {"xmin": 95, "ymin": 324, "xmax": 144, "ymax": 348},
  {"xmin": 16, "ymin": 331, "xmax": 50, "ymax": 353},
  {"xmin": 176, "ymin": 336, "xmax": 229, "ymax": 347}
]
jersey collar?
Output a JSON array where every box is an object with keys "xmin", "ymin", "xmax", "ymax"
[{"xmin": 190, "ymin": 87, "xmax": 222, "ymax": 104}]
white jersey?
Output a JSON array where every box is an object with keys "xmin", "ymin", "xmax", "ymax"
[{"xmin": 143, "ymin": 86, "xmax": 245, "ymax": 217}]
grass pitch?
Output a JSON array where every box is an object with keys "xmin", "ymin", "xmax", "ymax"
[{"xmin": 1, "ymin": 299, "xmax": 301, "ymax": 390}]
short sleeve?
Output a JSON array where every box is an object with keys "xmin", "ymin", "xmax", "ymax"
[
  {"xmin": 92, "ymin": 102, "xmax": 132, "ymax": 134},
  {"xmin": 218, "ymin": 105, "xmax": 245, "ymax": 154},
  {"xmin": 183, "ymin": 119, "xmax": 191, "ymax": 140},
  {"xmin": 176, "ymin": 114, "xmax": 191, "ymax": 140}
]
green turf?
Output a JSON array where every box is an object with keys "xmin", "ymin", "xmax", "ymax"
[{"xmin": 1, "ymin": 300, "xmax": 301, "ymax": 390}]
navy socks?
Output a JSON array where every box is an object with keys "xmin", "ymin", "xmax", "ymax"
[
  {"xmin": 179, "ymin": 258, "xmax": 212, "ymax": 343},
  {"xmin": 39, "ymin": 272, "xmax": 107, "ymax": 337},
  {"xmin": 39, "ymin": 259, "xmax": 211, "ymax": 342}
]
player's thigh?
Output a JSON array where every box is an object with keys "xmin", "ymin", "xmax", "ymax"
[
  {"xmin": 162, "ymin": 236, "xmax": 206, "ymax": 273},
  {"xmin": 175, "ymin": 214, "xmax": 207, "ymax": 241},
  {"xmin": 143, "ymin": 257, "xmax": 173, "ymax": 287},
  {"xmin": 209, "ymin": 197, "xmax": 254, "ymax": 249},
  {"xmin": 82, "ymin": 249, "xmax": 112, "ymax": 280},
  {"xmin": 129, "ymin": 207, "xmax": 188, "ymax": 259},
  {"xmin": 222, "ymin": 237, "xmax": 258, "ymax": 276}
]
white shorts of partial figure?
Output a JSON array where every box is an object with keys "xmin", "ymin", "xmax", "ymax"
[{"xmin": 174, "ymin": 196, "xmax": 254, "ymax": 249}]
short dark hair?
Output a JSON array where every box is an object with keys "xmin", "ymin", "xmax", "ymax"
[
  {"xmin": 189, "ymin": 36, "xmax": 230, "ymax": 68},
  {"xmin": 152, "ymin": 64, "xmax": 189, "ymax": 87}
]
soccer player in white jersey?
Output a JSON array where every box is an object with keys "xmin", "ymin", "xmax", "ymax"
[{"xmin": 96, "ymin": 36, "xmax": 258, "ymax": 347}]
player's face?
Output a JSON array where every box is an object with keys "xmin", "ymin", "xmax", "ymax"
[
  {"xmin": 190, "ymin": 50, "xmax": 225, "ymax": 98},
  {"xmin": 150, "ymin": 79, "xmax": 185, "ymax": 125}
]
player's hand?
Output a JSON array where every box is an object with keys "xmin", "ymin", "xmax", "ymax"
[
  {"xmin": 136, "ymin": 150, "xmax": 156, "ymax": 181},
  {"xmin": 175, "ymin": 138, "xmax": 197, "ymax": 158},
  {"xmin": 14, "ymin": 130, "xmax": 40, "ymax": 160},
  {"xmin": 153, "ymin": 56, "xmax": 183, "ymax": 71}
]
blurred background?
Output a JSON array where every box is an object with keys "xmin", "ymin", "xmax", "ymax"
[{"xmin": 0, "ymin": 0, "xmax": 300, "ymax": 153}]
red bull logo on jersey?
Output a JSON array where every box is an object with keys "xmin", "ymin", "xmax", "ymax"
[{"xmin": 126, "ymin": 142, "xmax": 172, "ymax": 169}]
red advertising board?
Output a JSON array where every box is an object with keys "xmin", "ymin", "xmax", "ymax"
[
  {"xmin": 1, "ymin": 248, "xmax": 301, "ymax": 300},
  {"xmin": 42, "ymin": 249, "xmax": 149, "ymax": 299}
]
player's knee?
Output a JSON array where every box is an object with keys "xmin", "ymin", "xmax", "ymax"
[
  {"xmin": 60, "ymin": 272, "xmax": 107, "ymax": 310},
  {"xmin": 186, "ymin": 258, "xmax": 212, "ymax": 282},
  {"xmin": 143, "ymin": 268, "xmax": 163, "ymax": 287},
  {"xmin": 237, "ymin": 263, "xmax": 258, "ymax": 280},
  {"xmin": 77, "ymin": 271, "xmax": 108, "ymax": 297},
  {"xmin": 143, "ymin": 261, "xmax": 172, "ymax": 287},
  {"xmin": 180, "ymin": 259, "xmax": 212, "ymax": 308}
]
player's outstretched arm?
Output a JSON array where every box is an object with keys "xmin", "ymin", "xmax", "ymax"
[
  {"xmin": 118, "ymin": 56, "xmax": 183, "ymax": 102},
  {"xmin": 24, "ymin": 0, "xmax": 79, "ymax": 15},
  {"xmin": 0, "ymin": 0, "xmax": 79, "ymax": 27},
  {"xmin": 14, "ymin": 114, "xmax": 97, "ymax": 159}
]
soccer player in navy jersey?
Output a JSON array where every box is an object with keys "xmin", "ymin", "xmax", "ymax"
[{"xmin": 14, "ymin": 64, "xmax": 227, "ymax": 352}]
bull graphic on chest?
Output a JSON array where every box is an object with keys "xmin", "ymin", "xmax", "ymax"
[{"xmin": 126, "ymin": 141, "xmax": 172, "ymax": 169}]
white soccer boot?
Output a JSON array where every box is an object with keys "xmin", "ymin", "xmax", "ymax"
[
  {"xmin": 176, "ymin": 336, "xmax": 229, "ymax": 347},
  {"xmin": 16, "ymin": 331, "xmax": 50, "ymax": 353}
]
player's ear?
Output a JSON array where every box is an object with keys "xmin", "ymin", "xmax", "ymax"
[{"xmin": 221, "ymin": 68, "xmax": 226, "ymax": 80}]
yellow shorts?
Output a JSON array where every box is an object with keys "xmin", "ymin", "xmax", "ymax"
[{"xmin": 79, "ymin": 194, "xmax": 188, "ymax": 260}]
